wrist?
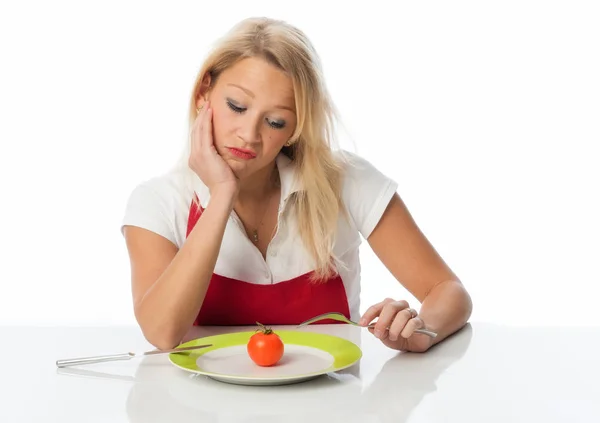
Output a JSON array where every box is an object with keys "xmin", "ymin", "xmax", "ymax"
[{"xmin": 209, "ymin": 184, "xmax": 238, "ymax": 209}]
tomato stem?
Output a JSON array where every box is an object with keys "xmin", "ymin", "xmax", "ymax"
[{"xmin": 255, "ymin": 321, "xmax": 273, "ymax": 335}]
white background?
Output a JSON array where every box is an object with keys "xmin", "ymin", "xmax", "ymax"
[{"xmin": 1, "ymin": 0, "xmax": 598, "ymax": 327}]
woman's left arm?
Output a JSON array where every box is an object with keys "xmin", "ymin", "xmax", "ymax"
[{"xmin": 362, "ymin": 193, "xmax": 473, "ymax": 352}]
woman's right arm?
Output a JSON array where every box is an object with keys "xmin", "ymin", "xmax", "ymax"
[
  {"xmin": 123, "ymin": 186, "xmax": 235, "ymax": 350},
  {"xmin": 124, "ymin": 101, "xmax": 238, "ymax": 349}
]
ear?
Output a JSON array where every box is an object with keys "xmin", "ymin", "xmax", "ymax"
[{"xmin": 195, "ymin": 73, "xmax": 212, "ymax": 108}]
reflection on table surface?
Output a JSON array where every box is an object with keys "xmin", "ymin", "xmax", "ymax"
[
  {"xmin": 9, "ymin": 322, "xmax": 595, "ymax": 422},
  {"xmin": 58, "ymin": 324, "xmax": 473, "ymax": 423}
]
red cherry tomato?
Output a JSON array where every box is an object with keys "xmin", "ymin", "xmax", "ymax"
[{"xmin": 247, "ymin": 322, "xmax": 284, "ymax": 367}]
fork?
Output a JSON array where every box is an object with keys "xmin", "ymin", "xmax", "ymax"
[{"xmin": 297, "ymin": 312, "xmax": 438, "ymax": 338}]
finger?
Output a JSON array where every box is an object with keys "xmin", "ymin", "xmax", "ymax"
[
  {"xmin": 359, "ymin": 298, "xmax": 395, "ymax": 326},
  {"xmin": 191, "ymin": 105, "xmax": 207, "ymax": 153},
  {"xmin": 388, "ymin": 308, "xmax": 415, "ymax": 341},
  {"xmin": 194, "ymin": 102, "xmax": 206, "ymax": 122},
  {"xmin": 401, "ymin": 315, "xmax": 424, "ymax": 339},
  {"xmin": 374, "ymin": 300, "xmax": 409, "ymax": 339},
  {"xmin": 193, "ymin": 101, "xmax": 207, "ymax": 129},
  {"xmin": 201, "ymin": 102, "xmax": 213, "ymax": 149}
]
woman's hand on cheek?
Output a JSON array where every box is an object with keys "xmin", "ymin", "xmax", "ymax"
[
  {"xmin": 360, "ymin": 298, "xmax": 434, "ymax": 353},
  {"xmin": 189, "ymin": 101, "xmax": 238, "ymax": 196}
]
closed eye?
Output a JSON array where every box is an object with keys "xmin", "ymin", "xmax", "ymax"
[
  {"xmin": 268, "ymin": 119, "xmax": 286, "ymax": 129},
  {"xmin": 227, "ymin": 99, "xmax": 287, "ymax": 130},
  {"xmin": 227, "ymin": 100, "xmax": 245, "ymax": 114}
]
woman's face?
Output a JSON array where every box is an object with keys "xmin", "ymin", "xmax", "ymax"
[{"xmin": 200, "ymin": 57, "xmax": 297, "ymax": 179}]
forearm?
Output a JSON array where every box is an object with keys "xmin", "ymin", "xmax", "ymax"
[
  {"xmin": 135, "ymin": 189, "xmax": 235, "ymax": 349},
  {"xmin": 419, "ymin": 280, "xmax": 473, "ymax": 346}
]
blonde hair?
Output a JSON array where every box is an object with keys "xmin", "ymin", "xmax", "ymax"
[{"xmin": 186, "ymin": 17, "xmax": 348, "ymax": 281}]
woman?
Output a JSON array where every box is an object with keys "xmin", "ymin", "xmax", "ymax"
[{"xmin": 122, "ymin": 17, "xmax": 472, "ymax": 353}]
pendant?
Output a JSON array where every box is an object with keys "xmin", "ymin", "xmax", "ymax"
[{"xmin": 252, "ymin": 229, "xmax": 259, "ymax": 243}]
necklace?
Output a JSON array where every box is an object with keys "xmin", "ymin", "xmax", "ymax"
[
  {"xmin": 251, "ymin": 192, "xmax": 273, "ymax": 243},
  {"xmin": 248, "ymin": 168, "xmax": 280, "ymax": 244}
]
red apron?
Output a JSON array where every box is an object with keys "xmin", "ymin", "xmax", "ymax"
[{"xmin": 186, "ymin": 199, "xmax": 351, "ymax": 326}]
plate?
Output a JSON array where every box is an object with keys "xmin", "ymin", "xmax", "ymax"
[{"xmin": 168, "ymin": 330, "xmax": 362, "ymax": 386}]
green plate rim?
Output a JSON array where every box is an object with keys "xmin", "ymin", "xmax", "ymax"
[{"xmin": 168, "ymin": 330, "xmax": 362, "ymax": 381}]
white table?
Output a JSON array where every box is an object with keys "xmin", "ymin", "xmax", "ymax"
[{"xmin": 1, "ymin": 322, "xmax": 598, "ymax": 422}]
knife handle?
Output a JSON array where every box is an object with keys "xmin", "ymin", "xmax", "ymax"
[{"xmin": 56, "ymin": 352, "xmax": 134, "ymax": 368}]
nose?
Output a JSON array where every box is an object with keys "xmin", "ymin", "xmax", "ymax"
[{"xmin": 237, "ymin": 113, "xmax": 262, "ymax": 145}]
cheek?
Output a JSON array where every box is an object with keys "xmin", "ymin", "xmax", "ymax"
[
  {"xmin": 211, "ymin": 109, "xmax": 235, "ymax": 143},
  {"xmin": 268, "ymin": 125, "xmax": 295, "ymax": 144},
  {"xmin": 263, "ymin": 131, "xmax": 289, "ymax": 150}
]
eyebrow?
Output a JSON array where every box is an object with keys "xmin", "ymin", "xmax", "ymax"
[{"xmin": 227, "ymin": 83, "xmax": 295, "ymax": 113}]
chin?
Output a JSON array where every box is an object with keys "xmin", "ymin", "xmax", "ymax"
[{"xmin": 225, "ymin": 158, "xmax": 251, "ymax": 178}]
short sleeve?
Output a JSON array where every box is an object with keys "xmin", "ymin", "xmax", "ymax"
[
  {"xmin": 121, "ymin": 178, "xmax": 180, "ymax": 246},
  {"xmin": 339, "ymin": 151, "xmax": 398, "ymax": 239}
]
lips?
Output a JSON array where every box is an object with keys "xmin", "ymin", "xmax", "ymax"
[{"xmin": 227, "ymin": 147, "xmax": 257, "ymax": 160}]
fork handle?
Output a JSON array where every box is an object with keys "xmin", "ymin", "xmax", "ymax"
[
  {"xmin": 56, "ymin": 352, "xmax": 134, "ymax": 368},
  {"xmin": 366, "ymin": 325, "xmax": 437, "ymax": 338}
]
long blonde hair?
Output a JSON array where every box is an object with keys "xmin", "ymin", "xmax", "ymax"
[{"xmin": 186, "ymin": 17, "xmax": 348, "ymax": 280}]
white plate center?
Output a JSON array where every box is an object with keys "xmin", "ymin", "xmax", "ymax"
[{"xmin": 195, "ymin": 344, "xmax": 335, "ymax": 378}]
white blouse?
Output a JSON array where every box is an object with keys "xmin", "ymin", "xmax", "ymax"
[{"xmin": 121, "ymin": 150, "xmax": 398, "ymax": 321}]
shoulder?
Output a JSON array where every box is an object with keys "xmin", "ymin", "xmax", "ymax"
[
  {"xmin": 334, "ymin": 149, "xmax": 392, "ymax": 183},
  {"xmin": 121, "ymin": 168, "xmax": 198, "ymax": 247},
  {"xmin": 125, "ymin": 168, "xmax": 194, "ymax": 210},
  {"xmin": 334, "ymin": 150, "xmax": 399, "ymax": 238}
]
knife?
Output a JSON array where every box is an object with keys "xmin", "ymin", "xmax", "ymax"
[{"xmin": 55, "ymin": 344, "xmax": 212, "ymax": 367}]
